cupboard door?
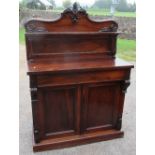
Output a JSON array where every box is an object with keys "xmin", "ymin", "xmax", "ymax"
[
  {"xmin": 35, "ymin": 86, "xmax": 77, "ymax": 141},
  {"xmin": 81, "ymin": 82, "xmax": 120, "ymax": 133}
]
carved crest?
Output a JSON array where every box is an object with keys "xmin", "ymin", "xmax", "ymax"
[
  {"xmin": 62, "ymin": 2, "xmax": 87, "ymax": 23},
  {"xmin": 24, "ymin": 2, "xmax": 118, "ymax": 33}
]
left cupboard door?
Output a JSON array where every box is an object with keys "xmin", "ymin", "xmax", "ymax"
[{"xmin": 32, "ymin": 85, "xmax": 78, "ymax": 142}]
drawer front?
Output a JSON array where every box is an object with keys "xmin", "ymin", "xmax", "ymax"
[{"xmin": 37, "ymin": 69, "xmax": 130, "ymax": 87}]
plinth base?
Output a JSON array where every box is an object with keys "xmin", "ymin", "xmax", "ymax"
[{"xmin": 33, "ymin": 129, "xmax": 124, "ymax": 152}]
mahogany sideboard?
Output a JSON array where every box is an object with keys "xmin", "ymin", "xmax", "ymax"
[{"xmin": 24, "ymin": 3, "xmax": 134, "ymax": 152}]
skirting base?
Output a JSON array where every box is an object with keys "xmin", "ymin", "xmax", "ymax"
[{"xmin": 33, "ymin": 129, "xmax": 124, "ymax": 152}]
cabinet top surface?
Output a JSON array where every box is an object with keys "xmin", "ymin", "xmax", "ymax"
[{"xmin": 27, "ymin": 58, "xmax": 133, "ymax": 75}]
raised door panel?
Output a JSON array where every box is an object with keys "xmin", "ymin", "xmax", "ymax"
[
  {"xmin": 36, "ymin": 86, "xmax": 77, "ymax": 140},
  {"xmin": 82, "ymin": 82, "xmax": 120, "ymax": 132}
]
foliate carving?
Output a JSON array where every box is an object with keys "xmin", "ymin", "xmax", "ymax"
[
  {"xmin": 24, "ymin": 2, "xmax": 118, "ymax": 32},
  {"xmin": 115, "ymin": 114, "xmax": 122, "ymax": 130},
  {"xmin": 62, "ymin": 2, "xmax": 87, "ymax": 23},
  {"xmin": 99, "ymin": 23, "xmax": 118, "ymax": 32},
  {"xmin": 121, "ymin": 80, "xmax": 130, "ymax": 93},
  {"xmin": 25, "ymin": 21, "xmax": 47, "ymax": 32}
]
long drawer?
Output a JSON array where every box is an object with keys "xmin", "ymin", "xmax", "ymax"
[{"xmin": 37, "ymin": 69, "xmax": 130, "ymax": 87}]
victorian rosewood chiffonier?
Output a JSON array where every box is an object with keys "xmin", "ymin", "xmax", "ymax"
[{"xmin": 24, "ymin": 3, "xmax": 134, "ymax": 152}]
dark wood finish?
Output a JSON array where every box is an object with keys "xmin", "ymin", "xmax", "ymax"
[
  {"xmin": 24, "ymin": 2, "xmax": 133, "ymax": 152},
  {"xmin": 81, "ymin": 82, "xmax": 120, "ymax": 132},
  {"xmin": 27, "ymin": 58, "xmax": 133, "ymax": 75},
  {"xmin": 25, "ymin": 33, "xmax": 118, "ymax": 60},
  {"xmin": 38, "ymin": 86, "xmax": 77, "ymax": 139},
  {"xmin": 33, "ymin": 130, "xmax": 124, "ymax": 152},
  {"xmin": 24, "ymin": 2, "xmax": 118, "ymax": 33}
]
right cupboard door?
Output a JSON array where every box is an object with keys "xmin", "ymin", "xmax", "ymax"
[{"xmin": 81, "ymin": 82, "xmax": 120, "ymax": 133}]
